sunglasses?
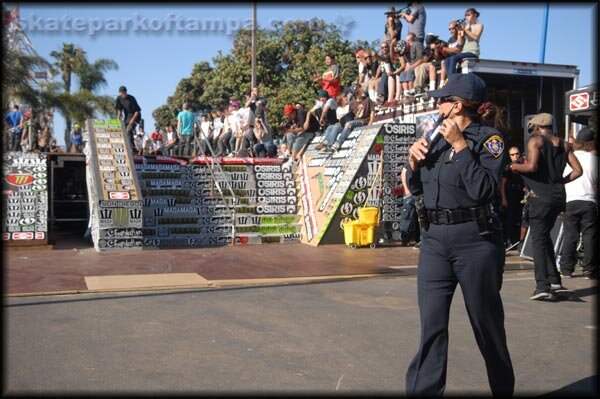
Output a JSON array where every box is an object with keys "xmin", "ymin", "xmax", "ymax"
[{"xmin": 437, "ymin": 97, "xmax": 455, "ymax": 104}]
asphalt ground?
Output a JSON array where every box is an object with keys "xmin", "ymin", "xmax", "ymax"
[{"xmin": 4, "ymin": 270, "xmax": 598, "ymax": 396}]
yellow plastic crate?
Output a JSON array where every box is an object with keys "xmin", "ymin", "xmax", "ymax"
[{"xmin": 358, "ymin": 207, "xmax": 379, "ymax": 226}]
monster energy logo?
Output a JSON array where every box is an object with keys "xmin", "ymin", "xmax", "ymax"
[
  {"xmin": 129, "ymin": 209, "xmax": 142, "ymax": 219},
  {"xmin": 100, "ymin": 208, "xmax": 113, "ymax": 220},
  {"xmin": 113, "ymin": 207, "xmax": 128, "ymax": 227}
]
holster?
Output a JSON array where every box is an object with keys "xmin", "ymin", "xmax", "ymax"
[{"xmin": 415, "ymin": 195, "xmax": 429, "ymax": 231}]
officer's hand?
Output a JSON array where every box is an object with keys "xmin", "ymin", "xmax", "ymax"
[
  {"xmin": 408, "ymin": 137, "xmax": 429, "ymax": 170},
  {"xmin": 440, "ymin": 118, "xmax": 467, "ymax": 151}
]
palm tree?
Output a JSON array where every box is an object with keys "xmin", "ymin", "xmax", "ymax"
[
  {"xmin": 76, "ymin": 58, "xmax": 119, "ymax": 92},
  {"xmin": 50, "ymin": 43, "xmax": 86, "ymax": 146},
  {"xmin": 2, "ymin": 46, "xmax": 52, "ymax": 111}
]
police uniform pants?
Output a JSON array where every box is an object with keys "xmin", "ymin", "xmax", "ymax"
[{"xmin": 406, "ymin": 221, "xmax": 514, "ymax": 396}]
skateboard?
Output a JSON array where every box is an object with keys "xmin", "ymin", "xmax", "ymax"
[{"xmin": 547, "ymin": 290, "xmax": 575, "ymax": 301}]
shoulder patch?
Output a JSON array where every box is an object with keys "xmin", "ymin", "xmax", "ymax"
[{"xmin": 483, "ymin": 134, "xmax": 504, "ymax": 158}]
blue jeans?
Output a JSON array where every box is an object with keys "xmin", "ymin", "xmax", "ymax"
[
  {"xmin": 323, "ymin": 123, "xmax": 343, "ymax": 147},
  {"xmin": 336, "ymin": 119, "xmax": 366, "ymax": 146},
  {"xmin": 292, "ymin": 131, "xmax": 315, "ymax": 153},
  {"xmin": 253, "ymin": 142, "xmax": 277, "ymax": 157},
  {"xmin": 177, "ymin": 134, "xmax": 192, "ymax": 157},
  {"xmin": 444, "ymin": 52, "xmax": 478, "ymax": 75},
  {"xmin": 378, "ymin": 69, "xmax": 388, "ymax": 98},
  {"xmin": 400, "ymin": 195, "xmax": 416, "ymax": 244}
]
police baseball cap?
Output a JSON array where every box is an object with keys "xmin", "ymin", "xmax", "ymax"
[
  {"xmin": 576, "ymin": 127, "xmax": 594, "ymax": 142},
  {"xmin": 428, "ymin": 73, "xmax": 487, "ymax": 102},
  {"xmin": 118, "ymin": 86, "xmax": 127, "ymax": 93},
  {"xmin": 527, "ymin": 113, "xmax": 554, "ymax": 128}
]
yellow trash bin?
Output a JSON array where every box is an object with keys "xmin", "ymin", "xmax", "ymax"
[
  {"xmin": 343, "ymin": 220, "xmax": 362, "ymax": 246},
  {"xmin": 358, "ymin": 224, "xmax": 375, "ymax": 246}
]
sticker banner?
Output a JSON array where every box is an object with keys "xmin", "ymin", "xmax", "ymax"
[{"xmin": 2, "ymin": 152, "xmax": 48, "ymax": 243}]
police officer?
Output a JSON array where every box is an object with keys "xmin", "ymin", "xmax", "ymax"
[{"xmin": 404, "ymin": 73, "xmax": 514, "ymax": 396}]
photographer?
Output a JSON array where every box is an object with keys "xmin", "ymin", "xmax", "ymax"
[
  {"xmin": 399, "ymin": 2, "xmax": 426, "ymax": 50},
  {"xmin": 252, "ymin": 118, "xmax": 277, "ymax": 158},
  {"xmin": 439, "ymin": 20, "xmax": 465, "ymax": 87},
  {"xmin": 383, "ymin": 7, "xmax": 403, "ymax": 50},
  {"xmin": 444, "ymin": 8, "xmax": 483, "ymax": 76}
]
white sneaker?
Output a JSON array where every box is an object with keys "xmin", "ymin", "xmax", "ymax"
[
  {"xmin": 226, "ymin": 152, "xmax": 235, "ymax": 157},
  {"xmin": 332, "ymin": 143, "xmax": 340, "ymax": 152},
  {"xmin": 282, "ymin": 158, "xmax": 295, "ymax": 172}
]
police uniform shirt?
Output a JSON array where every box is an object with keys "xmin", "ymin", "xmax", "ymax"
[{"xmin": 406, "ymin": 122, "xmax": 506, "ymax": 210}]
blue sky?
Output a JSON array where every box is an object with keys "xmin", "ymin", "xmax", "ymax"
[{"xmin": 16, "ymin": 3, "xmax": 598, "ymax": 146}]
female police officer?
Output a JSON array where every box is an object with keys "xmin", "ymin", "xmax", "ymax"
[{"xmin": 404, "ymin": 73, "xmax": 514, "ymax": 396}]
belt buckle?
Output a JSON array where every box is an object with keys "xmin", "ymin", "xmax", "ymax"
[{"xmin": 438, "ymin": 210, "xmax": 449, "ymax": 224}]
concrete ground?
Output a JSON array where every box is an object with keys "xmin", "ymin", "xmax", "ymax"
[{"xmin": 4, "ymin": 270, "xmax": 598, "ymax": 396}]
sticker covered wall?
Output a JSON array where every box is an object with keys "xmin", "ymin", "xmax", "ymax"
[
  {"xmin": 298, "ymin": 124, "xmax": 383, "ymax": 245},
  {"xmin": 137, "ymin": 157, "xmax": 301, "ymax": 248},
  {"xmin": 2, "ymin": 151, "xmax": 49, "ymax": 244},
  {"xmin": 85, "ymin": 119, "xmax": 144, "ymax": 251}
]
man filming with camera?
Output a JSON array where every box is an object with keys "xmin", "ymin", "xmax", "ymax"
[{"xmin": 398, "ymin": 2, "xmax": 426, "ymax": 52}]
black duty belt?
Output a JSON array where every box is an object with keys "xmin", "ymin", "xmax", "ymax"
[{"xmin": 426, "ymin": 206, "xmax": 490, "ymax": 225}]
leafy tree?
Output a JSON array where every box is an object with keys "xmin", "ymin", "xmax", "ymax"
[
  {"xmin": 152, "ymin": 61, "xmax": 212, "ymax": 129},
  {"xmin": 155, "ymin": 18, "xmax": 365, "ymax": 137}
]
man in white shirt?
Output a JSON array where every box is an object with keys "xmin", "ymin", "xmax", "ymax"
[
  {"xmin": 560, "ymin": 127, "xmax": 598, "ymax": 279},
  {"xmin": 217, "ymin": 101, "xmax": 240, "ymax": 156}
]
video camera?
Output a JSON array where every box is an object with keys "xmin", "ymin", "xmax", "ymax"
[
  {"xmin": 454, "ymin": 18, "xmax": 466, "ymax": 27},
  {"xmin": 395, "ymin": 6, "xmax": 412, "ymax": 16}
]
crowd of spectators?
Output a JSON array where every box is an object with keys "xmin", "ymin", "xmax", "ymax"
[{"xmin": 4, "ymin": 104, "xmax": 63, "ymax": 154}]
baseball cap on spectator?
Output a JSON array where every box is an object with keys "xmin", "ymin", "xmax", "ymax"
[
  {"xmin": 527, "ymin": 113, "xmax": 554, "ymax": 129},
  {"xmin": 356, "ymin": 49, "xmax": 366, "ymax": 58},
  {"xmin": 150, "ymin": 132, "xmax": 158, "ymax": 139},
  {"xmin": 317, "ymin": 89, "xmax": 329, "ymax": 99},
  {"xmin": 385, "ymin": 6, "xmax": 397, "ymax": 15},
  {"xmin": 118, "ymin": 86, "xmax": 127, "ymax": 93},
  {"xmin": 427, "ymin": 73, "xmax": 486, "ymax": 102},
  {"xmin": 229, "ymin": 100, "xmax": 240, "ymax": 108},
  {"xmin": 576, "ymin": 127, "xmax": 594, "ymax": 142},
  {"xmin": 283, "ymin": 104, "xmax": 295, "ymax": 115}
]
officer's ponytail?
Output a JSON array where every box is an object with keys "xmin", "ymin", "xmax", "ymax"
[
  {"xmin": 477, "ymin": 101, "xmax": 507, "ymax": 133},
  {"xmin": 454, "ymin": 98, "xmax": 507, "ymax": 133}
]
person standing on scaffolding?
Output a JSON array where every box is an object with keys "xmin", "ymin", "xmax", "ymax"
[{"xmin": 115, "ymin": 85, "xmax": 141, "ymax": 152}]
